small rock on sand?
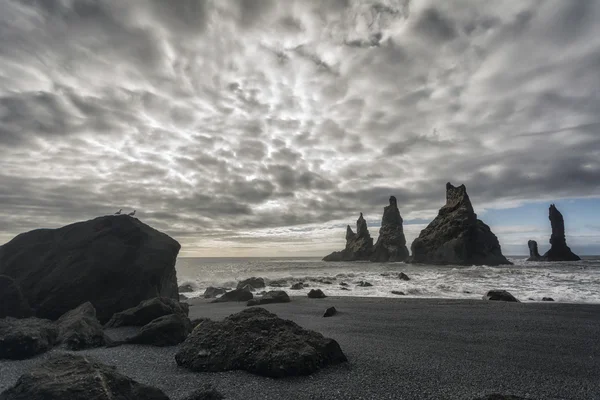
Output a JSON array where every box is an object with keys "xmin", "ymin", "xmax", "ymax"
[{"xmin": 323, "ymin": 307, "xmax": 337, "ymax": 317}]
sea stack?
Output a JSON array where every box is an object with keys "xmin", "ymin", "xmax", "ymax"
[
  {"xmin": 370, "ymin": 196, "xmax": 409, "ymax": 262},
  {"xmin": 527, "ymin": 240, "xmax": 542, "ymax": 261},
  {"xmin": 540, "ymin": 204, "xmax": 580, "ymax": 261},
  {"xmin": 410, "ymin": 182, "xmax": 511, "ymax": 266},
  {"xmin": 323, "ymin": 213, "xmax": 374, "ymax": 261}
]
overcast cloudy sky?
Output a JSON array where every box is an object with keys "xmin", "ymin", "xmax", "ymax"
[{"xmin": 1, "ymin": 0, "xmax": 599, "ymax": 257}]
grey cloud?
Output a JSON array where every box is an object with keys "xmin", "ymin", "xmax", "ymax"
[{"xmin": 414, "ymin": 8, "xmax": 457, "ymax": 42}]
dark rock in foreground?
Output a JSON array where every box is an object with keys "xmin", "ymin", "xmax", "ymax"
[
  {"xmin": 0, "ymin": 353, "xmax": 169, "ymax": 400},
  {"xmin": 0, "ymin": 275, "xmax": 32, "ymax": 319},
  {"xmin": 542, "ymin": 204, "xmax": 581, "ymax": 261},
  {"xmin": 0, "ymin": 215, "xmax": 180, "ymax": 323},
  {"xmin": 308, "ymin": 289, "xmax": 327, "ymax": 298},
  {"xmin": 247, "ymin": 290, "xmax": 291, "ymax": 306},
  {"xmin": 483, "ymin": 290, "xmax": 520, "ymax": 302},
  {"xmin": 323, "ymin": 213, "xmax": 374, "ymax": 261},
  {"xmin": 211, "ymin": 287, "xmax": 253, "ymax": 303},
  {"xmin": 410, "ymin": 183, "xmax": 511, "ymax": 266},
  {"xmin": 526, "ymin": 240, "xmax": 541, "ymax": 261},
  {"xmin": 398, "ymin": 272, "xmax": 410, "ymax": 281},
  {"xmin": 203, "ymin": 287, "xmax": 227, "ymax": 298},
  {"xmin": 323, "ymin": 307, "xmax": 337, "ymax": 317},
  {"xmin": 175, "ymin": 308, "xmax": 347, "ymax": 378},
  {"xmin": 105, "ymin": 297, "xmax": 188, "ymax": 328},
  {"xmin": 56, "ymin": 302, "xmax": 109, "ymax": 350},
  {"xmin": 236, "ymin": 277, "xmax": 265, "ymax": 290},
  {"xmin": 0, "ymin": 317, "xmax": 57, "ymax": 360},
  {"xmin": 370, "ymin": 196, "xmax": 410, "ymax": 262},
  {"xmin": 127, "ymin": 313, "xmax": 192, "ymax": 346},
  {"xmin": 182, "ymin": 386, "xmax": 225, "ymax": 400}
]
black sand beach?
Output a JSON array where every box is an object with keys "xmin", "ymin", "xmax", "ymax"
[{"xmin": 1, "ymin": 297, "xmax": 599, "ymax": 400}]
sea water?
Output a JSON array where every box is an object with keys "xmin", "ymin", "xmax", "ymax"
[{"xmin": 176, "ymin": 256, "xmax": 600, "ymax": 303}]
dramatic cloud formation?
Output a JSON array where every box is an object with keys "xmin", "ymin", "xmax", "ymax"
[{"xmin": 1, "ymin": 0, "xmax": 599, "ymax": 256}]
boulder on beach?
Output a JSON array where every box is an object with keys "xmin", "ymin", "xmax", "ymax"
[
  {"xmin": 308, "ymin": 289, "xmax": 327, "ymax": 298},
  {"xmin": 483, "ymin": 290, "xmax": 520, "ymax": 302},
  {"xmin": 175, "ymin": 307, "xmax": 347, "ymax": 378},
  {"xmin": 182, "ymin": 386, "xmax": 225, "ymax": 400},
  {"xmin": 247, "ymin": 290, "xmax": 291, "ymax": 306},
  {"xmin": 0, "ymin": 215, "xmax": 181, "ymax": 323},
  {"xmin": 356, "ymin": 281, "xmax": 373, "ymax": 287},
  {"xmin": 542, "ymin": 297, "xmax": 555, "ymax": 302},
  {"xmin": 370, "ymin": 196, "xmax": 410, "ymax": 262},
  {"xmin": 526, "ymin": 240, "xmax": 542, "ymax": 261},
  {"xmin": 236, "ymin": 277, "xmax": 265, "ymax": 290},
  {"xmin": 211, "ymin": 287, "xmax": 253, "ymax": 303},
  {"xmin": 391, "ymin": 291, "xmax": 406, "ymax": 296},
  {"xmin": 203, "ymin": 287, "xmax": 227, "ymax": 298},
  {"xmin": 127, "ymin": 313, "xmax": 192, "ymax": 347},
  {"xmin": 178, "ymin": 284, "xmax": 195, "ymax": 293},
  {"xmin": 398, "ymin": 272, "xmax": 410, "ymax": 281},
  {"xmin": 105, "ymin": 297, "xmax": 188, "ymax": 328},
  {"xmin": 290, "ymin": 282, "xmax": 305, "ymax": 290},
  {"xmin": 323, "ymin": 307, "xmax": 337, "ymax": 317},
  {"xmin": 56, "ymin": 302, "xmax": 109, "ymax": 350},
  {"xmin": 410, "ymin": 183, "xmax": 511, "ymax": 266},
  {"xmin": 267, "ymin": 278, "xmax": 289, "ymax": 287},
  {"xmin": 0, "ymin": 275, "xmax": 32, "ymax": 319},
  {"xmin": 0, "ymin": 317, "xmax": 57, "ymax": 360},
  {"xmin": 0, "ymin": 353, "xmax": 169, "ymax": 400},
  {"xmin": 542, "ymin": 204, "xmax": 581, "ymax": 261},
  {"xmin": 323, "ymin": 213, "xmax": 374, "ymax": 261}
]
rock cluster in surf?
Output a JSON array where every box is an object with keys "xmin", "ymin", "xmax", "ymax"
[{"xmin": 526, "ymin": 204, "xmax": 580, "ymax": 262}]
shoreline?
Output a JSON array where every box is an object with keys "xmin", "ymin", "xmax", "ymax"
[{"xmin": 3, "ymin": 297, "xmax": 600, "ymax": 399}]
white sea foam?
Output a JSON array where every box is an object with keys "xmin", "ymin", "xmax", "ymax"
[{"xmin": 176, "ymin": 256, "xmax": 600, "ymax": 303}]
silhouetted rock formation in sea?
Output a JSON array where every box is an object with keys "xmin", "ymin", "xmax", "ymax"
[
  {"xmin": 527, "ymin": 240, "xmax": 542, "ymax": 261},
  {"xmin": 323, "ymin": 213, "xmax": 374, "ymax": 261},
  {"xmin": 410, "ymin": 182, "xmax": 511, "ymax": 266},
  {"xmin": 541, "ymin": 204, "xmax": 581, "ymax": 261},
  {"xmin": 0, "ymin": 215, "xmax": 180, "ymax": 323},
  {"xmin": 370, "ymin": 196, "xmax": 410, "ymax": 262}
]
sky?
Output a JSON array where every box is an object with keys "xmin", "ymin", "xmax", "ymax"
[{"xmin": 0, "ymin": 0, "xmax": 599, "ymax": 257}]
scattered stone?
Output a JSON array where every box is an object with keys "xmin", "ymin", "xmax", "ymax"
[
  {"xmin": 203, "ymin": 287, "xmax": 227, "ymax": 298},
  {"xmin": 240, "ymin": 284, "xmax": 256, "ymax": 292},
  {"xmin": 356, "ymin": 281, "xmax": 373, "ymax": 287},
  {"xmin": 371, "ymin": 196, "xmax": 410, "ymax": 262},
  {"xmin": 211, "ymin": 287, "xmax": 253, "ymax": 303},
  {"xmin": 0, "ymin": 317, "xmax": 57, "ymax": 360},
  {"xmin": 483, "ymin": 290, "xmax": 520, "ymax": 302},
  {"xmin": 398, "ymin": 272, "xmax": 410, "ymax": 281},
  {"xmin": 182, "ymin": 386, "xmax": 225, "ymax": 400},
  {"xmin": 267, "ymin": 279, "xmax": 289, "ymax": 287},
  {"xmin": 0, "ymin": 275, "xmax": 32, "ymax": 319},
  {"xmin": 391, "ymin": 291, "xmax": 406, "ymax": 296},
  {"xmin": 410, "ymin": 183, "xmax": 511, "ymax": 266},
  {"xmin": 340, "ymin": 282, "xmax": 349, "ymax": 286},
  {"xmin": 340, "ymin": 287, "xmax": 351, "ymax": 291},
  {"xmin": 323, "ymin": 307, "xmax": 337, "ymax": 317},
  {"xmin": 0, "ymin": 353, "xmax": 169, "ymax": 400},
  {"xmin": 526, "ymin": 240, "xmax": 542, "ymax": 261},
  {"xmin": 247, "ymin": 290, "xmax": 291, "ymax": 306},
  {"xmin": 236, "ymin": 277, "xmax": 265, "ymax": 290},
  {"xmin": 542, "ymin": 297, "xmax": 555, "ymax": 302},
  {"xmin": 320, "ymin": 280, "xmax": 333, "ymax": 285},
  {"xmin": 0, "ymin": 215, "xmax": 180, "ymax": 323},
  {"xmin": 542, "ymin": 204, "xmax": 581, "ymax": 261},
  {"xmin": 175, "ymin": 308, "xmax": 347, "ymax": 377},
  {"xmin": 308, "ymin": 289, "xmax": 327, "ymax": 299},
  {"xmin": 127, "ymin": 313, "xmax": 192, "ymax": 346},
  {"xmin": 105, "ymin": 297, "xmax": 188, "ymax": 328},
  {"xmin": 178, "ymin": 284, "xmax": 195, "ymax": 293},
  {"xmin": 323, "ymin": 213, "xmax": 374, "ymax": 261},
  {"xmin": 56, "ymin": 302, "xmax": 109, "ymax": 350},
  {"xmin": 290, "ymin": 282, "xmax": 305, "ymax": 290}
]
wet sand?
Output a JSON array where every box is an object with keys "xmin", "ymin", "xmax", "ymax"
[{"xmin": 1, "ymin": 297, "xmax": 599, "ymax": 399}]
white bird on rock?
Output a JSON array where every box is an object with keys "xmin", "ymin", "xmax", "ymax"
[
  {"xmin": 127, "ymin": 210, "xmax": 136, "ymax": 216},
  {"xmin": 115, "ymin": 209, "xmax": 122, "ymax": 215}
]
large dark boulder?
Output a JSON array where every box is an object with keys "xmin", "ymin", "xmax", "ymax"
[
  {"xmin": 0, "ymin": 353, "xmax": 169, "ymax": 400},
  {"xmin": 236, "ymin": 277, "xmax": 265, "ymax": 290},
  {"xmin": 175, "ymin": 307, "xmax": 347, "ymax": 378},
  {"xmin": 105, "ymin": 297, "xmax": 188, "ymax": 328},
  {"xmin": 410, "ymin": 183, "xmax": 511, "ymax": 266},
  {"xmin": 0, "ymin": 275, "xmax": 32, "ymax": 319},
  {"xmin": 56, "ymin": 302, "xmax": 109, "ymax": 350},
  {"xmin": 323, "ymin": 213, "xmax": 374, "ymax": 261},
  {"xmin": 483, "ymin": 290, "xmax": 520, "ymax": 302},
  {"xmin": 0, "ymin": 215, "xmax": 181, "ymax": 323},
  {"xmin": 527, "ymin": 240, "xmax": 542, "ymax": 261},
  {"xmin": 247, "ymin": 290, "xmax": 291, "ymax": 306},
  {"xmin": 203, "ymin": 287, "xmax": 227, "ymax": 298},
  {"xmin": 370, "ymin": 196, "xmax": 410, "ymax": 262},
  {"xmin": 308, "ymin": 289, "xmax": 327, "ymax": 299},
  {"xmin": 541, "ymin": 204, "xmax": 581, "ymax": 261},
  {"xmin": 178, "ymin": 283, "xmax": 195, "ymax": 293},
  {"xmin": 127, "ymin": 313, "xmax": 192, "ymax": 346},
  {"xmin": 211, "ymin": 287, "xmax": 253, "ymax": 303},
  {"xmin": 0, "ymin": 317, "xmax": 57, "ymax": 360}
]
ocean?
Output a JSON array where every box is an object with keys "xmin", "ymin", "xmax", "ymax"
[{"xmin": 176, "ymin": 256, "xmax": 600, "ymax": 304}]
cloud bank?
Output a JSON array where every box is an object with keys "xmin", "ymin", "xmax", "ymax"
[{"xmin": 1, "ymin": 0, "xmax": 599, "ymax": 256}]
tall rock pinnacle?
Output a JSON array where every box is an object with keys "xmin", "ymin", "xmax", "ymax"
[
  {"xmin": 323, "ymin": 213, "xmax": 374, "ymax": 262},
  {"xmin": 410, "ymin": 182, "xmax": 511, "ymax": 266},
  {"xmin": 370, "ymin": 196, "xmax": 409, "ymax": 262},
  {"xmin": 540, "ymin": 204, "xmax": 580, "ymax": 261}
]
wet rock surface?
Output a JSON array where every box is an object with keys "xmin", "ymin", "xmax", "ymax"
[
  {"xmin": 211, "ymin": 288, "xmax": 253, "ymax": 303},
  {"xmin": 127, "ymin": 313, "xmax": 192, "ymax": 347},
  {"xmin": 0, "ymin": 317, "xmax": 57, "ymax": 360},
  {"xmin": 483, "ymin": 290, "xmax": 520, "ymax": 302},
  {"xmin": 56, "ymin": 302, "xmax": 109, "ymax": 350},
  {"xmin": 203, "ymin": 287, "xmax": 227, "ymax": 298},
  {"xmin": 247, "ymin": 290, "xmax": 291, "ymax": 306},
  {"xmin": 105, "ymin": 297, "xmax": 188, "ymax": 328}
]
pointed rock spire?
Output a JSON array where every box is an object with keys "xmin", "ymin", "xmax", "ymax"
[
  {"xmin": 323, "ymin": 213, "xmax": 374, "ymax": 262},
  {"xmin": 370, "ymin": 196, "xmax": 409, "ymax": 262},
  {"xmin": 527, "ymin": 240, "xmax": 541, "ymax": 261},
  {"xmin": 540, "ymin": 204, "xmax": 580, "ymax": 261}
]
